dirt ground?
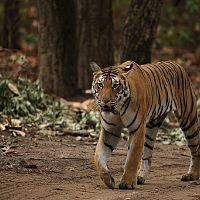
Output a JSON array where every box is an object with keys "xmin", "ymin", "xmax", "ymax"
[{"xmin": 0, "ymin": 132, "xmax": 200, "ymax": 200}]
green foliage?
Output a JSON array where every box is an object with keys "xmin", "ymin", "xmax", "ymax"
[
  {"xmin": 0, "ymin": 76, "xmax": 100, "ymax": 133},
  {"xmin": 157, "ymin": 128, "xmax": 186, "ymax": 145},
  {"xmin": 0, "ymin": 77, "xmax": 50, "ymax": 118},
  {"xmin": 186, "ymin": 0, "xmax": 200, "ymax": 13},
  {"xmin": 25, "ymin": 33, "xmax": 38, "ymax": 46},
  {"xmin": 158, "ymin": 0, "xmax": 200, "ymax": 50}
]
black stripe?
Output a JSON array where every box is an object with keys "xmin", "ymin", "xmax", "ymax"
[
  {"xmin": 159, "ymin": 63, "xmax": 173, "ymax": 80},
  {"xmin": 159, "ymin": 64, "xmax": 174, "ymax": 96},
  {"xmin": 142, "ymin": 157, "xmax": 152, "ymax": 160},
  {"xmin": 143, "ymin": 69, "xmax": 155, "ymax": 117},
  {"xmin": 178, "ymin": 96, "xmax": 184, "ymax": 119},
  {"xmin": 129, "ymin": 119, "xmax": 143, "ymax": 134},
  {"xmin": 156, "ymin": 66, "xmax": 168, "ymax": 94},
  {"xmin": 145, "ymin": 134, "xmax": 154, "ymax": 141},
  {"xmin": 146, "ymin": 120, "xmax": 163, "ymax": 129},
  {"xmin": 155, "ymin": 66, "xmax": 171, "ymax": 115},
  {"xmin": 147, "ymin": 103, "xmax": 153, "ymax": 116},
  {"xmin": 177, "ymin": 65, "xmax": 187, "ymax": 117},
  {"xmin": 103, "ymin": 141, "xmax": 114, "ymax": 151},
  {"xmin": 121, "ymin": 97, "xmax": 131, "ymax": 116},
  {"xmin": 181, "ymin": 115, "xmax": 197, "ymax": 132},
  {"xmin": 162, "ymin": 99, "xmax": 171, "ymax": 116},
  {"xmin": 100, "ymin": 113, "xmax": 116, "ymax": 126},
  {"xmin": 102, "ymin": 127, "xmax": 121, "ymax": 138},
  {"xmin": 182, "ymin": 76, "xmax": 188, "ymax": 116},
  {"xmin": 180, "ymin": 92, "xmax": 195, "ymax": 130},
  {"xmin": 109, "ymin": 72, "xmax": 119, "ymax": 76},
  {"xmin": 146, "ymin": 66, "xmax": 157, "ymax": 87},
  {"xmin": 151, "ymin": 104, "xmax": 158, "ymax": 120},
  {"xmin": 185, "ymin": 128, "xmax": 199, "ymax": 140},
  {"xmin": 146, "ymin": 123, "xmax": 153, "ymax": 129},
  {"xmin": 144, "ymin": 69, "xmax": 153, "ymax": 88},
  {"xmin": 167, "ymin": 63, "xmax": 184, "ymax": 118},
  {"xmin": 153, "ymin": 66, "xmax": 164, "ymax": 91},
  {"xmin": 157, "ymin": 105, "xmax": 164, "ymax": 118},
  {"xmin": 127, "ymin": 104, "xmax": 140, "ymax": 128},
  {"xmin": 148, "ymin": 67, "xmax": 161, "ymax": 119},
  {"xmin": 163, "ymin": 63, "xmax": 177, "ymax": 88},
  {"xmin": 144, "ymin": 142, "xmax": 153, "ymax": 150},
  {"xmin": 165, "ymin": 62, "xmax": 177, "ymax": 75}
]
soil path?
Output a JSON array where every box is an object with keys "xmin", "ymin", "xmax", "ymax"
[{"xmin": 0, "ymin": 134, "xmax": 200, "ymax": 200}]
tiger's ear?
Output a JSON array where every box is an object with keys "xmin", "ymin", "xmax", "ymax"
[
  {"xmin": 122, "ymin": 63, "xmax": 134, "ymax": 71},
  {"xmin": 120, "ymin": 60, "xmax": 135, "ymax": 74},
  {"xmin": 90, "ymin": 62, "xmax": 101, "ymax": 73},
  {"xmin": 121, "ymin": 63, "xmax": 134, "ymax": 73}
]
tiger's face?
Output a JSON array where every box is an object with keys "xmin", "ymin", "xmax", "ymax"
[{"xmin": 90, "ymin": 61, "xmax": 134, "ymax": 114}]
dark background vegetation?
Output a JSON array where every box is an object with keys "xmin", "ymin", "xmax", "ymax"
[
  {"xmin": 0, "ymin": 0, "xmax": 199, "ymax": 97},
  {"xmin": 0, "ymin": 0, "xmax": 199, "ymax": 135}
]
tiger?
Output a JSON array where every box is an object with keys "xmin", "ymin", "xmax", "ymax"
[{"xmin": 90, "ymin": 60, "xmax": 200, "ymax": 189}]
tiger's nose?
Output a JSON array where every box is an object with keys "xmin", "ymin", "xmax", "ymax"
[
  {"xmin": 100, "ymin": 100, "xmax": 112, "ymax": 112},
  {"xmin": 101, "ymin": 99, "xmax": 111, "ymax": 106},
  {"xmin": 102, "ymin": 105, "xmax": 110, "ymax": 110}
]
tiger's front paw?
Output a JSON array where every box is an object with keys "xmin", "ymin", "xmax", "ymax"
[
  {"xmin": 102, "ymin": 171, "xmax": 115, "ymax": 189},
  {"xmin": 181, "ymin": 174, "xmax": 199, "ymax": 182},
  {"xmin": 137, "ymin": 176, "xmax": 146, "ymax": 185},
  {"xmin": 119, "ymin": 182, "xmax": 135, "ymax": 189}
]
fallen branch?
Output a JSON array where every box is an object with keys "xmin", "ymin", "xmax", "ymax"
[{"xmin": 57, "ymin": 130, "xmax": 91, "ymax": 137}]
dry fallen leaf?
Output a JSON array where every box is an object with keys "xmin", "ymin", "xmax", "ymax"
[
  {"xmin": 1, "ymin": 147, "xmax": 17, "ymax": 154},
  {"xmin": 0, "ymin": 123, "xmax": 6, "ymax": 131},
  {"xmin": 12, "ymin": 130, "xmax": 26, "ymax": 137},
  {"xmin": 8, "ymin": 83, "xmax": 20, "ymax": 95},
  {"xmin": 10, "ymin": 118, "xmax": 22, "ymax": 128}
]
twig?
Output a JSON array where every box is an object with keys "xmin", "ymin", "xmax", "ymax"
[{"xmin": 57, "ymin": 130, "xmax": 90, "ymax": 137}]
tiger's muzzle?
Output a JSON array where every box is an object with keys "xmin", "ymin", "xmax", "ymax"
[
  {"xmin": 99, "ymin": 100, "xmax": 118, "ymax": 114},
  {"xmin": 101, "ymin": 104, "xmax": 115, "ymax": 112}
]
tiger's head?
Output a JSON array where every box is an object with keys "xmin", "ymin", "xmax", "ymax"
[{"xmin": 90, "ymin": 61, "xmax": 135, "ymax": 114}]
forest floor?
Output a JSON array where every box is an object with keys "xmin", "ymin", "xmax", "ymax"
[{"xmin": 0, "ymin": 132, "xmax": 200, "ymax": 200}]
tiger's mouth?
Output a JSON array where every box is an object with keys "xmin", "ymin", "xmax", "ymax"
[
  {"xmin": 101, "ymin": 106, "xmax": 113, "ymax": 112},
  {"xmin": 100, "ymin": 105, "xmax": 118, "ymax": 114}
]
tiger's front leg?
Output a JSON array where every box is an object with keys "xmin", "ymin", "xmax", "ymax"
[
  {"xmin": 119, "ymin": 124, "xmax": 145, "ymax": 189},
  {"xmin": 94, "ymin": 125, "xmax": 121, "ymax": 189}
]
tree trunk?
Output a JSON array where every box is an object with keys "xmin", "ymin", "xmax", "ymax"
[
  {"xmin": 121, "ymin": 0, "xmax": 163, "ymax": 64},
  {"xmin": 77, "ymin": 0, "xmax": 114, "ymax": 90},
  {"xmin": 37, "ymin": 0, "xmax": 78, "ymax": 98},
  {"xmin": 2, "ymin": 0, "xmax": 20, "ymax": 49}
]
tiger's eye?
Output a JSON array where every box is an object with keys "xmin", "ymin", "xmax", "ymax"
[
  {"xmin": 97, "ymin": 83, "xmax": 103, "ymax": 88},
  {"xmin": 113, "ymin": 83, "xmax": 119, "ymax": 89}
]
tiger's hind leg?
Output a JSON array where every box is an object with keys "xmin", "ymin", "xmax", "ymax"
[
  {"xmin": 175, "ymin": 110, "xmax": 200, "ymax": 181},
  {"xmin": 181, "ymin": 120, "xmax": 200, "ymax": 181},
  {"xmin": 137, "ymin": 125, "xmax": 159, "ymax": 184}
]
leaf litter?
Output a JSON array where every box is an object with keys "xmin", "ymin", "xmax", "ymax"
[{"xmin": 0, "ymin": 75, "xmax": 100, "ymax": 138}]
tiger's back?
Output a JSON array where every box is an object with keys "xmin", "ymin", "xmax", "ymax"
[{"xmin": 141, "ymin": 61, "xmax": 197, "ymax": 127}]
